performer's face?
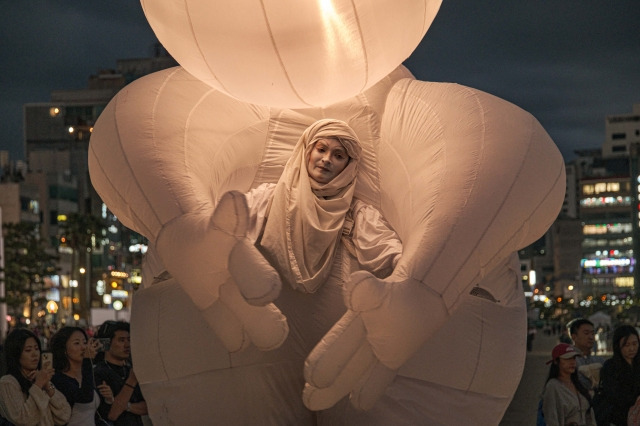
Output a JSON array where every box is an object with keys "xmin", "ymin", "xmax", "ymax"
[{"xmin": 307, "ymin": 138, "xmax": 349, "ymax": 184}]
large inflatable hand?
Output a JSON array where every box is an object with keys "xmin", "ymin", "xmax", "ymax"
[
  {"xmin": 156, "ymin": 190, "xmax": 287, "ymax": 352},
  {"xmin": 304, "ymin": 271, "xmax": 443, "ymax": 410},
  {"xmin": 88, "ymin": 69, "xmax": 292, "ymax": 353}
]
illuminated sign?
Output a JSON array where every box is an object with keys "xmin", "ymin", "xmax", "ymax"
[
  {"xmin": 111, "ymin": 290, "xmax": 129, "ymax": 299},
  {"xmin": 581, "ymin": 258, "xmax": 631, "ymax": 267}
]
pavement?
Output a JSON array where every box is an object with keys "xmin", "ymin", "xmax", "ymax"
[{"xmin": 499, "ymin": 332, "xmax": 611, "ymax": 425}]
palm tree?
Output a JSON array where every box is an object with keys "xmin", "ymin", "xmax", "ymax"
[{"xmin": 59, "ymin": 213, "xmax": 105, "ymax": 321}]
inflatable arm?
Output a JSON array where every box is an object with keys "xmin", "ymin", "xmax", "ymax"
[
  {"xmin": 303, "ymin": 79, "xmax": 566, "ymax": 410},
  {"xmin": 89, "ymin": 68, "xmax": 289, "ymax": 352}
]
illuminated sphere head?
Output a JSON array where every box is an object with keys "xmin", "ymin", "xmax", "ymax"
[{"xmin": 141, "ymin": 0, "xmax": 442, "ymax": 108}]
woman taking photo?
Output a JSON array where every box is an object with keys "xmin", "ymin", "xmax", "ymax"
[
  {"xmin": 49, "ymin": 326, "xmax": 114, "ymax": 426},
  {"xmin": 595, "ymin": 324, "xmax": 640, "ymax": 425},
  {"xmin": 542, "ymin": 343, "xmax": 595, "ymax": 426},
  {"xmin": 0, "ymin": 328, "xmax": 71, "ymax": 425}
]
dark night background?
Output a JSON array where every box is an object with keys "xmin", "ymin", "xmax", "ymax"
[{"xmin": 1, "ymin": 1, "xmax": 639, "ymax": 161}]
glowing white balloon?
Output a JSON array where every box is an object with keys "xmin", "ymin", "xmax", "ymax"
[{"xmin": 140, "ymin": 0, "xmax": 442, "ymax": 108}]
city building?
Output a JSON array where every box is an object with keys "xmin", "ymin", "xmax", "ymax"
[
  {"xmin": 2, "ymin": 50, "xmax": 177, "ymax": 328},
  {"xmin": 575, "ymin": 104, "xmax": 640, "ymax": 307}
]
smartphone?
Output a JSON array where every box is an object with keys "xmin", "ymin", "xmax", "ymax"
[
  {"xmin": 41, "ymin": 352, "xmax": 53, "ymax": 370},
  {"xmin": 97, "ymin": 338, "xmax": 111, "ymax": 352}
]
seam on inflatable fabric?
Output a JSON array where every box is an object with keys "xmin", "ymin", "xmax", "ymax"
[
  {"xmin": 152, "ymin": 68, "xmax": 188, "ymax": 220},
  {"xmin": 466, "ymin": 297, "xmax": 484, "ymax": 391},
  {"xmin": 483, "ymin": 121, "xmax": 564, "ymax": 268},
  {"xmin": 90, "ymin": 144, "xmax": 154, "ymax": 238},
  {"xmin": 452, "ymin": 117, "xmax": 562, "ymax": 312},
  {"xmin": 183, "ymin": 0, "xmax": 232, "ymax": 97},
  {"xmin": 184, "ymin": 85, "xmax": 218, "ymax": 211},
  {"xmin": 430, "ymin": 87, "xmax": 503, "ymax": 308},
  {"xmin": 259, "ymin": 0, "xmax": 312, "ymax": 107},
  {"xmin": 421, "ymin": 0, "xmax": 428, "ymax": 36},
  {"xmin": 211, "ymin": 120, "xmax": 270, "ymax": 198},
  {"xmin": 478, "ymin": 141, "xmax": 565, "ymax": 279},
  {"xmin": 218, "ymin": 293, "xmax": 248, "ymax": 355},
  {"xmin": 350, "ymin": 0, "xmax": 369, "ymax": 94},
  {"xmin": 380, "ymin": 80, "xmax": 412, "ymax": 235},
  {"xmin": 106, "ymin": 68, "xmax": 181, "ymax": 234},
  {"xmin": 251, "ymin": 112, "xmax": 275, "ymax": 188},
  {"xmin": 100, "ymin": 89, "xmax": 158, "ymax": 239},
  {"xmin": 357, "ymin": 89, "xmax": 381, "ymax": 209},
  {"xmin": 415, "ymin": 84, "xmax": 482, "ymax": 294},
  {"xmin": 155, "ymin": 284, "xmax": 170, "ymax": 379}
]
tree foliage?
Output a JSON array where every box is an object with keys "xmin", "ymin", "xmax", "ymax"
[
  {"xmin": 58, "ymin": 212, "xmax": 105, "ymax": 252},
  {"xmin": 1, "ymin": 222, "xmax": 59, "ymax": 317}
]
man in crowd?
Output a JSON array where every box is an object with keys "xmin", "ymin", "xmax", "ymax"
[
  {"xmin": 94, "ymin": 320, "xmax": 148, "ymax": 425},
  {"xmin": 567, "ymin": 318, "xmax": 605, "ymax": 393}
]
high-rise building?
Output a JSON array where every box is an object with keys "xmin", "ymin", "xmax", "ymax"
[
  {"xmin": 575, "ymin": 104, "xmax": 640, "ymax": 304},
  {"xmin": 17, "ymin": 51, "xmax": 177, "ymax": 325}
]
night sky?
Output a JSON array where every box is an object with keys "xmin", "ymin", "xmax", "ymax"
[{"xmin": 2, "ymin": 1, "xmax": 639, "ymax": 162}]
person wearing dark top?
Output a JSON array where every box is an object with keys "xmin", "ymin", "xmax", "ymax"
[
  {"xmin": 596, "ymin": 325, "xmax": 640, "ymax": 425},
  {"xmin": 93, "ymin": 321, "xmax": 147, "ymax": 426},
  {"xmin": 50, "ymin": 326, "xmax": 114, "ymax": 425}
]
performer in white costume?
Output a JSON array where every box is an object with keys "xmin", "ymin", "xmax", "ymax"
[{"xmin": 243, "ymin": 118, "xmax": 402, "ymax": 291}]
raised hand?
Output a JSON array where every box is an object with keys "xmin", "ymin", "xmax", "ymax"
[
  {"xmin": 33, "ymin": 367, "xmax": 54, "ymax": 389},
  {"xmin": 156, "ymin": 191, "xmax": 288, "ymax": 353},
  {"xmin": 303, "ymin": 270, "xmax": 447, "ymax": 410},
  {"xmin": 85, "ymin": 338, "xmax": 101, "ymax": 359}
]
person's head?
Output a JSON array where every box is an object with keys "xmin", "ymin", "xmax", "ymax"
[
  {"xmin": 567, "ymin": 318, "xmax": 595, "ymax": 355},
  {"xmin": 97, "ymin": 320, "xmax": 131, "ymax": 363},
  {"xmin": 301, "ymin": 119, "xmax": 362, "ymax": 190},
  {"xmin": 4, "ymin": 328, "xmax": 42, "ymax": 374},
  {"xmin": 2, "ymin": 328, "xmax": 42, "ymax": 394},
  {"xmin": 50, "ymin": 326, "xmax": 88, "ymax": 372},
  {"xmin": 545, "ymin": 343, "xmax": 591, "ymax": 403},
  {"xmin": 547, "ymin": 343, "xmax": 580, "ymax": 377},
  {"xmin": 611, "ymin": 325, "xmax": 639, "ymax": 365}
]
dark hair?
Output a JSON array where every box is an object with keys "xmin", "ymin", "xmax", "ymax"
[
  {"xmin": 611, "ymin": 325, "xmax": 640, "ymax": 367},
  {"xmin": 2, "ymin": 328, "xmax": 42, "ymax": 395},
  {"xmin": 567, "ymin": 318, "xmax": 594, "ymax": 337},
  {"xmin": 545, "ymin": 359, "xmax": 592, "ymax": 405},
  {"xmin": 49, "ymin": 326, "xmax": 87, "ymax": 372},
  {"xmin": 97, "ymin": 320, "xmax": 130, "ymax": 341}
]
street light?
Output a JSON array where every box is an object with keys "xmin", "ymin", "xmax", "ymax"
[{"xmin": 69, "ymin": 279, "xmax": 78, "ymax": 323}]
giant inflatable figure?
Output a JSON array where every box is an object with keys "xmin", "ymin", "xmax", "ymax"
[{"xmin": 88, "ymin": 1, "xmax": 566, "ymax": 424}]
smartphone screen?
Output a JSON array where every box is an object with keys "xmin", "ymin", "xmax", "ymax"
[{"xmin": 41, "ymin": 352, "xmax": 53, "ymax": 370}]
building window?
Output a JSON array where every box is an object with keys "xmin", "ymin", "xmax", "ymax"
[{"xmin": 612, "ymin": 133, "xmax": 627, "ymax": 140}]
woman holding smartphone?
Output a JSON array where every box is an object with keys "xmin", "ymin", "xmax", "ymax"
[
  {"xmin": 49, "ymin": 326, "xmax": 114, "ymax": 426},
  {"xmin": 0, "ymin": 328, "xmax": 71, "ymax": 425}
]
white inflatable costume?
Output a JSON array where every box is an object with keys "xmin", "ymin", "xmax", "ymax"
[{"xmin": 88, "ymin": 1, "xmax": 566, "ymax": 424}]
